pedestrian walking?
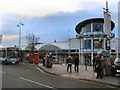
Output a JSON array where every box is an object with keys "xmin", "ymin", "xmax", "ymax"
[
  {"xmin": 66, "ymin": 56, "xmax": 72, "ymax": 73},
  {"xmin": 93, "ymin": 56, "xmax": 97, "ymax": 71},
  {"xmin": 42, "ymin": 56, "xmax": 45, "ymax": 66},
  {"xmin": 95, "ymin": 55, "xmax": 105, "ymax": 79},
  {"xmin": 19, "ymin": 51, "xmax": 23, "ymax": 62},
  {"xmin": 74, "ymin": 56, "xmax": 79, "ymax": 72},
  {"xmin": 59, "ymin": 56, "xmax": 63, "ymax": 65}
]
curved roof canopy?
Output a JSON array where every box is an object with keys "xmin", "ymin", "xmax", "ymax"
[
  {"xmin": 39, "ymin": 44, "xmax": 61, "ymax": 51},
  {"xmin": 75, "ymin": 18, "xmax": 115, "ymax": 34}
]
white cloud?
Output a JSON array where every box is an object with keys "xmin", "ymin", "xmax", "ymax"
[
  {"xmin": 0, "ymin": 0, "xmax": 83, "ymax": 17},
  {"xmin": 3, "ymin": 35, "xmax": 18, "ymax": 41},
  {"xmin": 0, "ymin": 15, "xmax": 2, "ymax": 34},
  {"xmin": 1, "ymin": 35, "xmax": 19, "ymax": 47},
  {"xmin": 0, "ymin": 45, "xmax": 3, "ymax": 48},
  {"xmin": 0, "ymin": 0, "xmax": 118, "ymax": 18}
]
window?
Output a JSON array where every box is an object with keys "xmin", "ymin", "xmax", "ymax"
[
  {"xmin": 84, "ymin": 40, "xmax": 91, "ymax": 49},
  {"xmin": 83, "ymin": 24, "xmax": 91, "ymax": 33},
  {"xmin": 93, "ymin": 39, "xmax": 103, "ymax": 49},
  {"xmin": 85, "ymin": 24, "xmax": 91, "ymax": 32}
]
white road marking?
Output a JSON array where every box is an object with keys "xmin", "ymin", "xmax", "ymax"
[
  {"xmin": 0, "ymin": 71, "xmax": 5, "ymax": 74},
  {"xmin": 36, "ymin": 67, "xmax": 44, "ymax": 73},
  {"xmin": 63, "ymin": 75, "xmax": 78, "ymax": 78},
  {"xmin": 19, "ymin": 77, "xmax": 58, "ymax": 90},
  {"xmin": 63, "ymin": 75, "xmax": 69, "ymax": 77}
]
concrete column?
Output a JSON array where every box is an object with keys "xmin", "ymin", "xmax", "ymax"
[
  {"xmin": 91, "ymin": 23, "xmax": 94, "ymax": 65},
  {"xmin": 91, "ymin": 37, "xmax": 93, "ymax": 65},
  {"xmin": 81, "ymin": 37, "xmax": 84, "ymax": 64},
  {"xmin": 104, "ymin": 38, "xmax": 106, "ymax": 50}
]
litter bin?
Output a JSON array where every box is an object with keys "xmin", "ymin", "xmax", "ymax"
[{"xmin": 34, "ymin": 53, "xmax": 39, "ymax": 64}]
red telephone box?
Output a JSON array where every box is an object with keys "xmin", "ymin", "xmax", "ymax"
[{"xmin": 34, "ymin": 53, "xmax": 39, "ymax": 64}]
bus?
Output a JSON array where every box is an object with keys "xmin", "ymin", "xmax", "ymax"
[{"xmin": 0, "ymin": 47, "xmax": 20, "ymax": 65}]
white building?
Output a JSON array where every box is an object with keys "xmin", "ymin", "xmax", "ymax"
[{"xmin": 35, "ymin": 37, "xmax": 120, "ymax": 64}]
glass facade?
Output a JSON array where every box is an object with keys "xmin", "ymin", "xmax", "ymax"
[
  {"xmin": 93, "ymin": 39, "xmax": 103, "ymax": 49},
  {"xmin": 76, "ymin": 18, "xmax": 115, "ymax": 65},
  {"xmin": 85, "ymin": 24, "xmax": 91, "ymax": 32},
  {"xmin": 84, "ymin": 40, "xmax": 91, "ymax": 49},
  {"xmin": 81, "ymin": 22, "xmax": 104, "ymax": 52}
]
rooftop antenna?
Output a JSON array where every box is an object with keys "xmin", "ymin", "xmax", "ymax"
[
  {"xmin": 106, "ymin": 0, "xmax": 109, "ymax": 11},
  {"xmin": 103, "ymin": 0, "xmax": 111, "ymax": 13}
]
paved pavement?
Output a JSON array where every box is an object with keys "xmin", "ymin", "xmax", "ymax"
[{"xmin": 37, "ymin": 63, "xmax": 120, "ymax": 88}]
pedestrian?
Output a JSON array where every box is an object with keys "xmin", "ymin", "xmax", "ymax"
[
  {"xmin": 74, "ymin": 56, "xmax": 79, "ymax": 72},
  {"xmin": 93, "ymin": 56, "xmax": 97, "ymax": 71},
  {"xmin": 42, "ymin": 56, "xmax": 45, "ymax": 66},
  {"xmin": 59, "ymin": 56, "xmax": 63, "ymax": 65},
  {"xmin": 95, "ymin": 55, "xmax": 105, "ymax": 79},
  {"xmin": 19, "ymin": 51, "xmax": 23, "ymax": 62},
  {"xmin": 66, "ymin": 56, "xmax": 72, "ymax": 73}
]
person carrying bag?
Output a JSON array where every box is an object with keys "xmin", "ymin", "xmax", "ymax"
[{"xmin": 95, "ymin": 56, "xmax": 105, "ymax": 79}]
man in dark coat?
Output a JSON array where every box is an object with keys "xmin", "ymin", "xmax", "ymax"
[
  {"xmin": 74, "ymin": 56, "xmax": 79, "ymax": 72},
  {"xmin": 93, "ymin": 56, "xmax": 97, "ymax": 71}
]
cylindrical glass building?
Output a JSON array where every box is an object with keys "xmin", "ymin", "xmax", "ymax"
[{"xmin": 75, "ymin": 18, "xmax": 115, "ymax": 65}]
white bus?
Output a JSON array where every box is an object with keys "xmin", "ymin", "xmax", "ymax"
[{"xmin": 0, "ymin": 47, "xmax": 20, "ymax": 65}]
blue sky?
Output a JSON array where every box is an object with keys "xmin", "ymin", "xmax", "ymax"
[{"xmin": 0, "ymin": 0, "xmax": 119, "ymax": 48}]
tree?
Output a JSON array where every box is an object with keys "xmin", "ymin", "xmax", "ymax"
[{"xmin": 26, "ymin": 33, "xmax": 40, "ymax": 53}]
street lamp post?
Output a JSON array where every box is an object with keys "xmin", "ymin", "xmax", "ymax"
[
  {"xmin": 68, "ymin": 30, "xmax": 71, "ymax": 56},
  {"xmin": 17, "ymin": 20, "xmax": 24, "ymax": 50}
]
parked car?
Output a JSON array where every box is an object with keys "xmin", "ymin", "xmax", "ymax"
[{"xmin": 111, "ymin": 57, "xmax": 120, "ymax": 76}]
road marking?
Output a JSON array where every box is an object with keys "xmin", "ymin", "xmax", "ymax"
[
  {"xmin": 36, "ymin": 67, "xmax": 44, "ymax": 73},
  {"xmin": 63, "ymin": 75, "xmax": 79, "ymax": 79},
  {"xmin": 0, "ymin": 71, "xmax": 5, "ymax": 74},
  {"xmin": 63, "ymin": 75, "xmax": 69, "ymax": 77},
  {"xmin": 19, "ymin": 77, "xmax": 58, "ymax": 90}
]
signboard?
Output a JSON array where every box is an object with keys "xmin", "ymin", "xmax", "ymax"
[
  {"xmin": 95, "ymin": 24, "xmax": 102, "ymax": 31},
  {"xmin": 104, "ymin": 11, "xmax": 111, "ymax": 38},
  {"xmin": 103, "ymin": 51, "xmax": 109, "ymax": 57}
]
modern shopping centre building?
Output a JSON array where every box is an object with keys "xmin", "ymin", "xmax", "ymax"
[{"xmin": 33, "ymin": 18, "xmax": 120, "ymax": 65}]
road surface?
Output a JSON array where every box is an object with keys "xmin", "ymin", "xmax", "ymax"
[{"xmin": 1, "ymin": 63, "xmax": 118, "ymax": 89}]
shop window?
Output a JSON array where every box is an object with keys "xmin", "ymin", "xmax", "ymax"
[
  {"xmin": 84, "ymin": 40, "xmax": 91, "ymax": 49},
  {"xmin": 93, "ymin": 39, "xmax": 103, "ymax": 49}
]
